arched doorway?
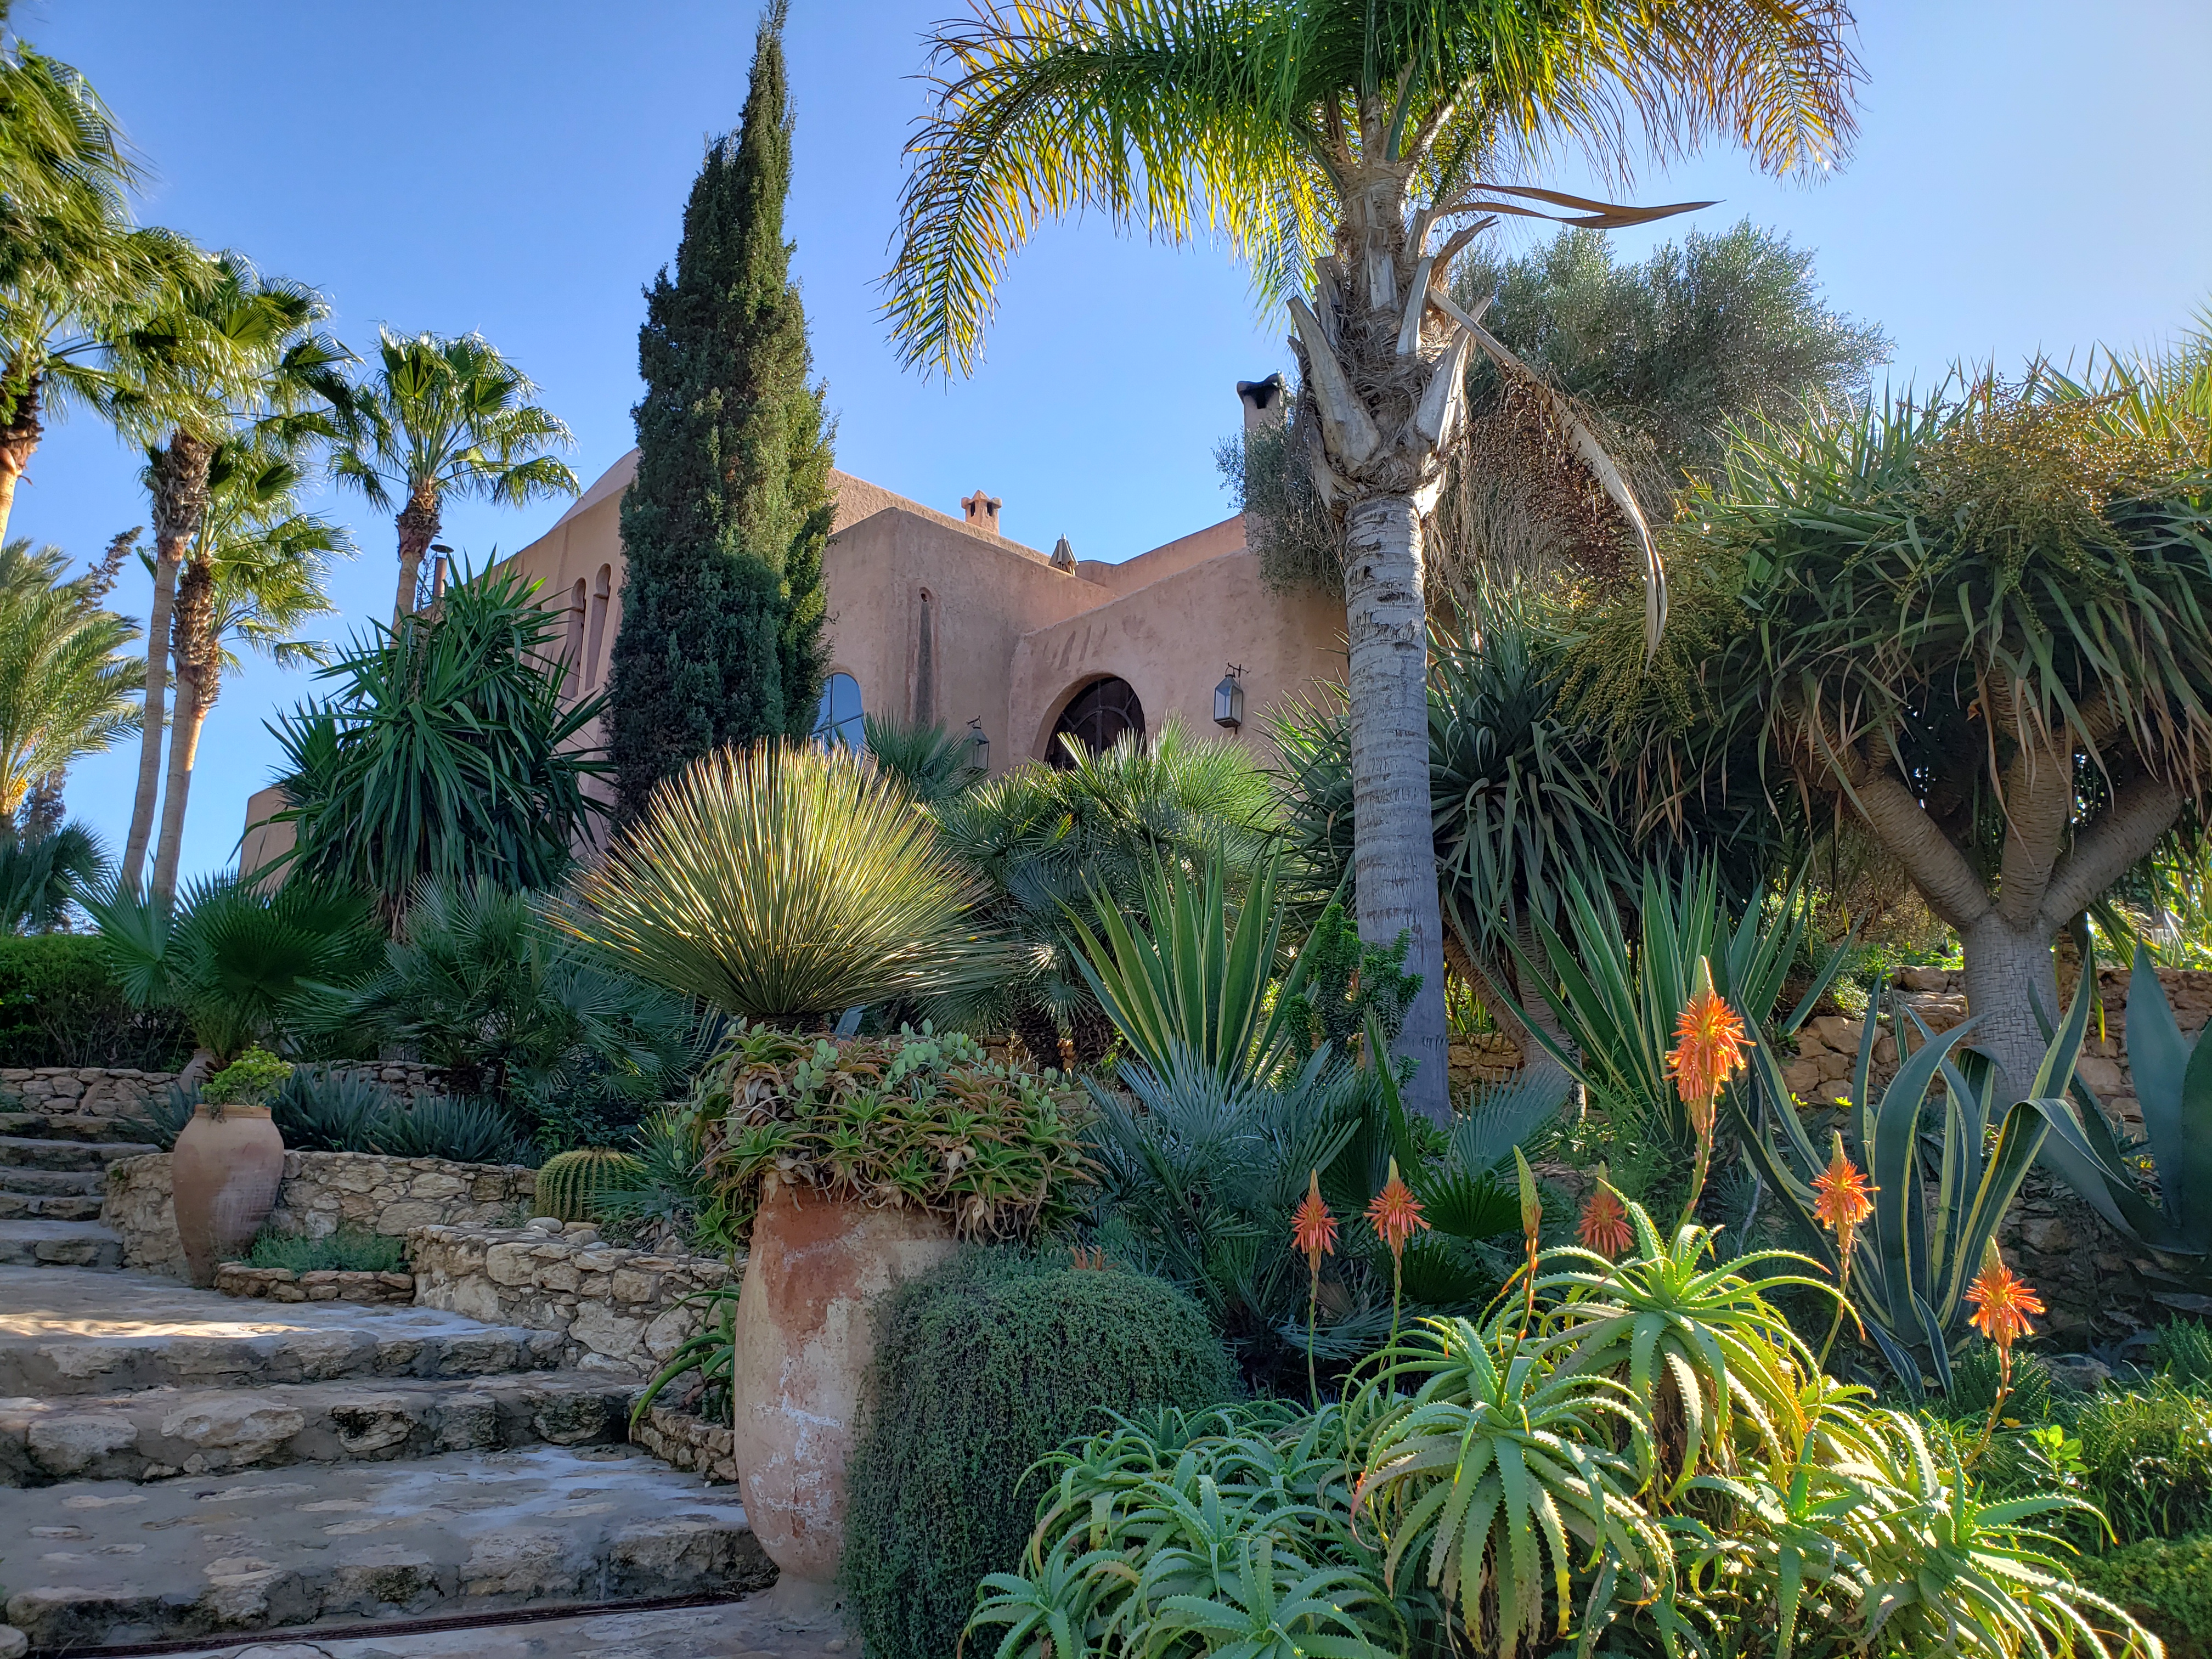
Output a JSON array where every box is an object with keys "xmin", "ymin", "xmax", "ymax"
[{"xmin": 1046, "ymin": 676, "xmax": 1144, "ymax": 767}]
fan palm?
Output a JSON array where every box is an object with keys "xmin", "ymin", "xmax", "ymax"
[
  {"xmin": 106, "ymin": 250, "xmax": 351, "ymax": 890},
  {"xmin": 886, "ymin": 0, "xmax": 1859, "ymax": 1115},
  {"xmin": 0, "ymin": 537, "xmax": 140, "ymax": 820},
  {"xmin": 148, "ymin": 441, "xmax": 347, "ymax": 898},
  {"xmin": 328, "ymin": 328, "xmax": 578, "ymax": 627},
  {"xmin": 0, "ymin": 818, "xmax": 102, "ymax": 932}
]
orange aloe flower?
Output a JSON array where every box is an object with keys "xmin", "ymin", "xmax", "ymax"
[
  {"xmin": 1367, "ymin": 1159, "xmax": 1430, "ymax": 1261},
  {"xmin": 1578, "ymin": 1181, "xmax": 1634, "ymax": 1258},
  {"xmin": 1811, "ymin": 1136, "xmax": 1875, "ymax": 1250},
  {"xmin": 1966, "ymin": 1252, "xmax": 2045, "ymax": 1352},
  {"xmin": 1668, "ymin": 972, "xmax": 1749, "ymax": 1114},
  {"xmin": 1291, "ymin": 1170, "xmax": 1338, "ymax": 1272}
]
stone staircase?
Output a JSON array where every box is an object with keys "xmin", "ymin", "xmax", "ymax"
[
  {"xmin": 0, "ymin": 1104, "xmax": 150, "ymax": 1269},
  {"xmin": 0, "ymin": 1262, "xmax": 772, "ymax": 1649}
]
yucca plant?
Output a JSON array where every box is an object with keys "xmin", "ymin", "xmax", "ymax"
[
  {"xmin": 1067, "ymin": 846, "xmax": 1314, "ymax": 1091},
  {"xmin": 533, "ymin": 1147, "xmax": 641, "ymax": 1222},
  {"xmin": 579, "ymin": 741, "xmax": 996, "ymax": 1026},
  {"xmin": 1733, "ymin": 962, "xmax": 2107, "ymax": 1393},
  {"xmin": 1352, "ymin": 1316, "xmax": 1669, "ymax": 1658}
]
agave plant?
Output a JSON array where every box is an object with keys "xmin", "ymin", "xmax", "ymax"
[
  {"xmin": 579, "ymin": 741, "xmax": 997, "ymax": 1026},
  {"xmin": 1352, "ymin": 1316, "xmax": 1669, "ymax": 1659},
  {"xmin": 1067, "ymin": 846, "xmax": 1314, "ymax": 1091},
  {"xmin": 1733, "ymin": 966, "xmax": 2107, "ymax": 1393}
]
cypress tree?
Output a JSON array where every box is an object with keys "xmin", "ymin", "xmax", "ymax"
[{"xmin": 609, "ymin": 0, "xmax": 832, "ymax": 815}]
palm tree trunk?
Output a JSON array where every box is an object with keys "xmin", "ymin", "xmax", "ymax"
[
  {"xmin": 1343, "ymin": 495, "xmax": 1449, "ymax": 1119},
  {"xmin": 150, "ymin": 560, "xmax": 216, "ymax": 901},
  {"xmin": 0, "ymin": 376, "xmax": 44, "ymax": 549},
  {"xmin": 392, "ymin": 488, "xmax": 440, "ymax": 628},
  {"xmin": 123, "ymin": 431, "xmax": 214, "ymax": 891}
]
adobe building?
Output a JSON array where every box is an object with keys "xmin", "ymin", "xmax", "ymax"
[{"xmin": 244, "ymin": 381, "xmax": 1342, "ymax": 865}]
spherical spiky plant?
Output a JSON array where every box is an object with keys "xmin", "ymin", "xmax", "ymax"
[{"xmin": 533, "ymin": 1147, "xmax": 642, "ymax": 1223}]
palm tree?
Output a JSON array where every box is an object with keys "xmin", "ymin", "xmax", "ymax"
[
  {"xmin": 328, "ymin": 328, "xmax": 578, "ymax": 628},
  {"xmin": 106, "ymin": 250, "xmax": 351, "ymax": 889},
  {"xmin": 884, "ymin": 1, "xmax": 1859, "ymax": 1115},
  {"xmin": 0, "ymin": 537, "xmax": 139, "ymax": 822},
  {"xmin": 148, "ymin": 439, "xmax": 347, "ymax": 899}
]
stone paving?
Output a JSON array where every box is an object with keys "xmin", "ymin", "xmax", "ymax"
[{"xmin": 121, "ymin": 1599, "xmax": 848, "ymax": 1659}]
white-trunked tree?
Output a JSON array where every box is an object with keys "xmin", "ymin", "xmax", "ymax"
[{"xmin": 884, "ymin": 0, "xmax": 1859, "ymax": 1115}]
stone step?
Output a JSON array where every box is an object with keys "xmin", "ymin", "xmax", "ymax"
[
  {"xmin": 127, "ymin": 1600, "xmax": 822, "ymax": 1659},
  {"xmin": 1, "ymin": 1445, "xmax": 773, "ymax": 1650},
  {"xmin": 0, "ymin": 1218, "xmax": 122, "ymax": 1270},
  {"xmin": 0, "ymin": 1110, "xmax": 160, "ymax": 1145},
  {"xmin": 0, "ymin": 1166, "xmax": 104, "ymax": 1195},
  {"xmin": 0, "ymin": 1133, "xmax": 159, "ymax": 1170},
  {"xmin": 0, "ymin": 1189, "xmax": 104, "ymax": 1221},
  {"xmin": 1, "ymin": 1370, "xmax": 646, "ymax": 1485}
]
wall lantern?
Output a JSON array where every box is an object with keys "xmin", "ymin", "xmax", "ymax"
[
  {"xmin": 966, "ymin": 718, "xmax": 990, "ymax": 773},
  {"xmin": 1214, "ymin": 664, "xmax": 1247, "ymax": 731}
]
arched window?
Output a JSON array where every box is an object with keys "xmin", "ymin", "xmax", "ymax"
[
  {"xmin": 562, "ymin": 578, "xmax": 587, "ymax": 699},
  {"xmin": 583, "ymin": 564, "xmax": 612, "ymax": 691},
  {"xmin": 814, "ymin": 673, "xmax": 864, "ymax": 748},
  {"xmin": 1047, "ymin": 676, "xmax": 1144, "ymax": 768}
]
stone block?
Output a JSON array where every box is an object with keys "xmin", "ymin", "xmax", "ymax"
[{"xmin": 28, "ymin": 1413, "xmax": 139, "ymax": 1475}]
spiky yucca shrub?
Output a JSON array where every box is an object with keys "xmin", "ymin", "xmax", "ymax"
[
  {"xmin": 579, "ymin": 742, "xmax": 991, "ymax": 1025},
  {"xmin": 534, "ymin": 1147, "xmax": 642, "ymax": 1222}
]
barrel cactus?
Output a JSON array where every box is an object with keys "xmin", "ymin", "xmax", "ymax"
[{"xmin": 533, "ymin": 1147, "xmax": 642, "ymax": 1222}]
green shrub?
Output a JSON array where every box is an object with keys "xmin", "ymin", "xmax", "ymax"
[
  {"xmin": 119, "ymin": 1082, "xmax": 198, "ymax": 1150},
  {"xmin": 2151, "ymin": 1318, "xmax": 2212, "ymax": 1387},
  {"xmin": 842, "ymin": 1249, "xmax": 1238, "ymax": 1659},
  {"xmin": 202, "ymin": 1047, "xmax": 294, "ymax": 1109},
  {"xmin": 244, "ymin": 1228, "xmax": 407, "ymax": 1274},
  {"xmin": 0, "ymin": 934, "xmax": 189, "ymax": 1068},
  {"xmin": 2076, "ymin": 1380, "xmax": 2212, "ymax": 1545},
  {"xmin": 2077, "ymin": 1532, "xmax": 2212, "ymax": 1659},
  {"xmin": 534, "ymin": 1147, "xmax": 642, "ymax": 1221},
  {"xmin": 368, "ymin": 1093, "xmax": 531, "ymax": 1165}
]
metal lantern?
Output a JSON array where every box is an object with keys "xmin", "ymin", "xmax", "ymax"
[
  {"xmin": 1214, "ymin": 665, "xmax": 1246, "ymax": 731},
  {"xmin": 966, "ymin": 718, "xmax": 990, "ymax": 772}
]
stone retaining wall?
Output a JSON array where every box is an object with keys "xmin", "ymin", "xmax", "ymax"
[
  {"xmin": 1, "ymin": 1066, "xmax": 176, "ymax": 1118},
  {"xmin": 408, "ymin": 1220, "xmax": 734, "ymax": 1374},
  {"xmin": 631, "ymin": 1401, "xmax": 737, "ymax": 1483},
  {"xmin": 104, "ymin": 1152, "xmax": 537, "ymax": 1278},
  {"xmin": 213, "ymin": 1264, "xmax": 415, "ymax": 1304}
]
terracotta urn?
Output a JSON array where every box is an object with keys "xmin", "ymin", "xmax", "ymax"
[
  {"xmin": 731, "ymin": 1184, "xmax": 957, "ymax": 1622},
  {"xmin": 170, "ymin": 1103, "xmax": 286, "ymax": 1287}
]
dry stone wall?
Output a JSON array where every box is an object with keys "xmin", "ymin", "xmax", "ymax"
[
  {"xmin": 1, "ymin": 1066, "xmax": 176, "ymax": 1119},
  {"xmin": 103, "ymin": 1152, "xmax": 535, "ymax": 1278},
  {"xmin": 408, "ymin": 1220, "xmax": 733, "ymax": 1374}
]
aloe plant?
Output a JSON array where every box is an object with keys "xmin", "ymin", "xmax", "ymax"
[
  {"xmin": 2033, "ymin": 943, "xmax": 2212, "ymax": 1260},
  {"xmin": 1734, "ymin": 965, "xmax": 2107, "ymax": 1393}
]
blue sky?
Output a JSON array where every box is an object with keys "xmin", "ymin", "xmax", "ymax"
[{"xmin": 16, "ymin": 0, "xmax": 2211, "ymax": 883}]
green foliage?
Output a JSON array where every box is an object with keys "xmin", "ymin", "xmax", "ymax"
[
  {"xmin": 930, "ymin": 719, "xmax": 1274, "ymax": 1066},
  {"xmin": 267, "ymin": 567, "xmax": 610, "ymax": 922},
  {"xmin": 321, "ymin": 879, "xmax": 697, "ymax": 1133},
  {"xmin": 2078, "ymin": 1532, "xmax": 2212, "ymax": 1659},
  {"xmin": 0, "ymin": 538, "xmax": 143, "ymax": 815},
  {"xmin": 591, "ymin": 1108, "xmax": 721, "ymax": 1251},
  {"xmin": 366, "ymin": 1093, "xmax": 529, "ymax": 1166},
  {"xmin": 533, "ymin": 1147, "xmax": 642, "ymax": 1223},
  {"xmin": 861, "ymin": 713, "xmax": 983, "ymax": 808},
  {"xmin": 630, "ymin": 1284, "xmax": 739, "ymax": 1429},
  {"xmin": 2040, "ymin": 944, "xmax": 2212, "ymax": 1259},
  {"xmin": 268, "ymin": 1066, "xmax": 391, "ymax": 1153},
  {"xmin": 844, "ymin": 1249, "xmax": 1238, "ymax": 1659},
  {"xmin": 608, "ymin": 4, "xmax": 832, "ymax": 811},
  {"xmin": 1736, "ymin": 968, "xmax": 2104, "ymax": 1394},
  {"xmin": 2151, "ymin": 1317, "xmax": 2212, "ymax": 1387},
  {"xmin": 687, "ymin": 1024, "xmax": 1090, "ymax": 1241},
  {"xmin": 580, "ymin": 741, "xmax": 994, "ymax": 1025},
  {"xmin": 1280, "ymin": 902, "xmax": 1416, "ymax": 1053},
  {"xmin": 117, "ymin": 1081, "xmax": 197, "ymax": 1150},
  {"xmin": 1068, "ymin": 848, "xmax": 1317, "ymax": 1093},
  {"xmin": 2072, "ymin": 1381, "xmax": 2212, "ymax": 1547},
  {"xmin": 83, "ymin": 873, "xmax": 382, "ymax": 1063},
  {"xmin": 201, "ymin": 1045, "xmax": 291, "ymax": 1109},
  {"xmin": 245, "ymin": 1227, "xmax": 405, "ymax": 1275},
  {"xmin": 0, "ymin": 820, "xmax": 104, "ymax": 934},
  {"xmin": 0, "ymin": 932, "xmax": 186, "ymax": 1068}
]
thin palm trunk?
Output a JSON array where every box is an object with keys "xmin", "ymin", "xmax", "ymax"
[
  {"xmin": 124, "ymin": 431, "xmax": 213, "ymax": 890},
  {"xmin": 0, "ymin": 377, "xmax": 44, "ymax": 549},
  {"xmin": 149, "ymin": 560, "xmax": 216, "ymax": 901},
  {"xmin": 392, "ymin": 488, "xmax": 440, "ymax": 628},
  {"xmin": 1343, "ymin": 495, "xmax": 1450, "ymax": 1115}
]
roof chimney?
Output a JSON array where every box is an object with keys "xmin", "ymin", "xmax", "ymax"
[
  {"xmin": 1237, "ymin": 374, "xmax": 1286, "ymax": 435},
  {"xmin": 961, "ymin": 489, "xmax": 1003, "ymax": 533},
  {"xmin": 1050, "ymin": 535, "xmax": 1076, "ymax": 572}
]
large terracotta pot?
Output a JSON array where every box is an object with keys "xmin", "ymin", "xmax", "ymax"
[
  {"xmin": 170, "ymin": 1104, "xmax": 285, "ymax": 1287},
  {"xmin": 732, "ymin": 1185, "xmax": 957, "ymax": 1622}
]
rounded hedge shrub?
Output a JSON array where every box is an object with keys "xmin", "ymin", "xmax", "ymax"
[{"xmin": 841, "ymin": 1250, "xmax": 1237, "ymax": 1659}]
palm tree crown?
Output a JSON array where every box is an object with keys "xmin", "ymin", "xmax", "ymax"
[
  {"xmin": 329, "ymin": 328, "xmax": 578, "ymax": 626},
  {"xmin": 0, "ymin": 537, "xmax": 140, "ymax": 820}
]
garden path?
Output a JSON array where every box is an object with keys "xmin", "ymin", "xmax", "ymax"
[{"xmin": 0, "ymin": 1098, "xmax": 153, "ymax": 1268}]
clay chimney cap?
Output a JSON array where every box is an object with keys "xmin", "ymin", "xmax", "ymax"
[
  {"xmin": 1236, "ymin": 374, "xmax": 1285, "ymax": 412},
  {"xmin": 961, "ymin": 489, "xmax": 1003, "ymax": 529}
]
